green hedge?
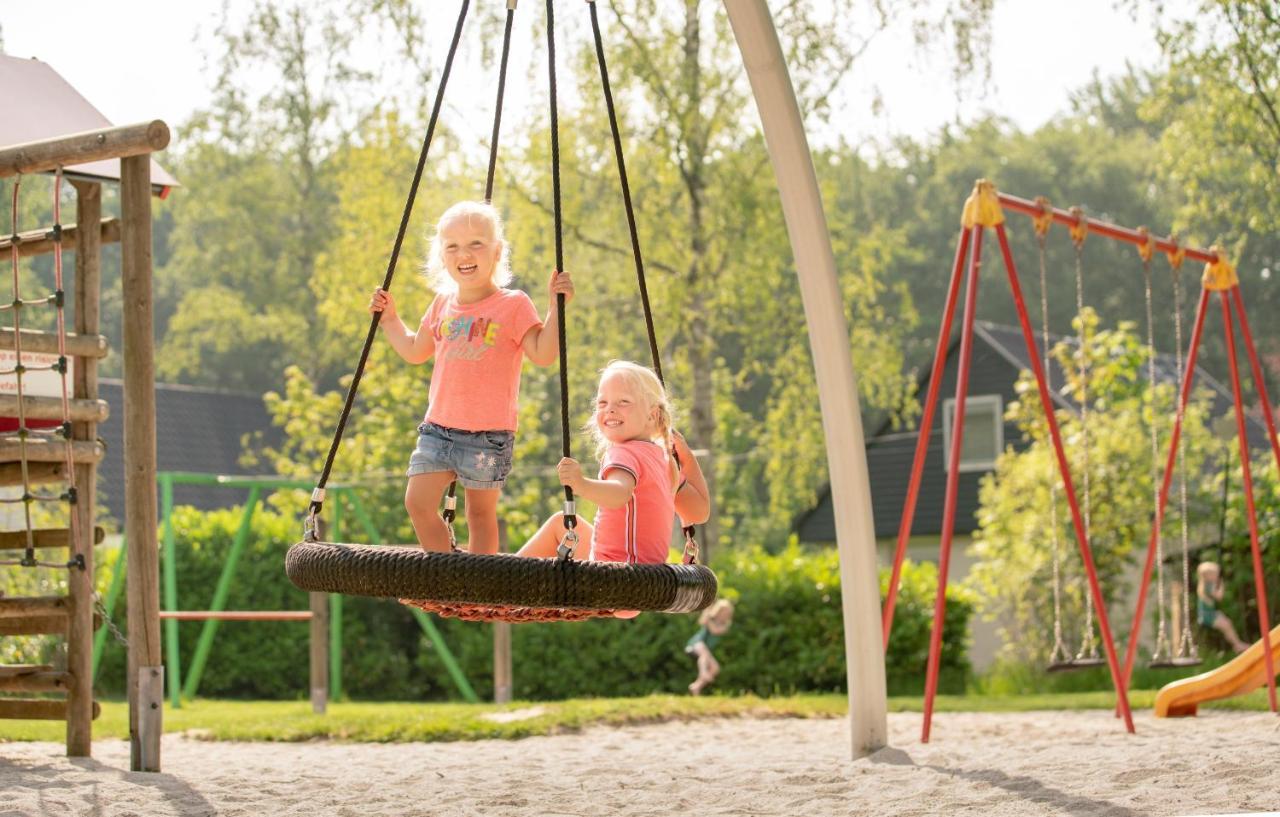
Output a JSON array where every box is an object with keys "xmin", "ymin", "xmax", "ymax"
[{"xmin": 96, "ymin": 509, "xmax": 973, "ymax": 699}]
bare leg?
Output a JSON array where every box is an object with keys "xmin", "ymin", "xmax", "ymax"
[
  {"xmin": 405, "ymin": 471, "xmax": 456, "ymax": 552},
  {"xmin": 688, "ymin": 642, "xmax": 719, "ymax": 694},
  {"xmin": 516, "ymin": 512, "xmax": 594, "ymax": 559},
  {"xmin": 463, "ymin": 487, "xmax": 502, "ymax": 554},
  {"xmin": 1213, "ymin": 613, "xmax": 1250, "ymax": 653}
]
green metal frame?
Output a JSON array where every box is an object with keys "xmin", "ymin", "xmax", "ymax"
[{"xmin": 92, "ymin": 472, "xmax": 477, "ymax": 706}]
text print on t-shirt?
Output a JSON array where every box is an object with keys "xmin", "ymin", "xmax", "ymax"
[{"xmin": 433, "ymin": 315, "xmax": 501, "ymax": 361}]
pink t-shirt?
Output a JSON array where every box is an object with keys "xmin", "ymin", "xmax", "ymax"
[
  {"xmin": 590, "ymin": 440, "xmax": 676, "ymax": 564},
  {"xmin": 420, "ymin": 288, "xmax": 542, "ymax": 432}
]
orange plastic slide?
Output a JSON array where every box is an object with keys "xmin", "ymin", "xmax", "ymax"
[{"xmin": 1154, "ymin": 623, "xmax": 1280, "ymax": 717}]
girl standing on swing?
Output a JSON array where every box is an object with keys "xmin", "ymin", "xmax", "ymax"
[{"xmin": 369, "ymin": 200, "xmax": 574, "ymax": 554}]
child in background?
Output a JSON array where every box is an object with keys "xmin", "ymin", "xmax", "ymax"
[
  {"xmin": 369, "ymin": 200, "xmax": 574, "ymax": 554},
  {"xmin": 516, "ymin": 360, "xmax": 710, "ymax": 571},
  {"xmin": 1197, "ymin": 561, "xmax": 1249, "ymax": 654},
  {"xmin": 686, "ymin": 598, "xmax": 734, "ymax": 695}
]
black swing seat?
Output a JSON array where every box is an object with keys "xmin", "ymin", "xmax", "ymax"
[
  {"xmin": 1148, "ymin": 656, "xmax": 1202, "ymax": 670},
  {"xmin": 1046, "ymin": 656, "xmax": 1107, "ymax": 673},
  {"xmin": 285, "ymin": 540, "xmax": 717, "ymax": 615}
]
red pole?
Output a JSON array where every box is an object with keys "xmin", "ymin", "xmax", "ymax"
[
  {"xmin": 920, "ymin": 225, "xmax": 984, "ymax": 744},
  {"xmin": 1229, "ymin": 286, "xmax": 1280, "ymax": 474},
  {"xmin": 883, "ymin": 228, "xmax": 972, "ymax": 647},
  {"xmin": 1120, "ymin": 286, "xmax": 1212, "ymax": 692},
  {"xmin": 1219, "ymin": 291, "xmax": 1278, "ymax": 712},
  {"xmin": 994, "ymin": 223, "xmax": 1135, "ymax": 733}
]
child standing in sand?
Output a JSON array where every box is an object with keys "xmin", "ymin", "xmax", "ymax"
[
  {"xmin": 369, "ymin": 200, "xmax": 574, "ymax": 554},
  {"xmin": 686, "ymin": 598, "xmax": 734, "ymax": 695},
  {"xmin": 1197, "ymin": 561, "xmax": 1249, "ymax": 653}
]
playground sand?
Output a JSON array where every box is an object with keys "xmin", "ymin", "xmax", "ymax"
[{"xmin": 3, "ymin": 709, "xmax": 1278, "ymax": 816}]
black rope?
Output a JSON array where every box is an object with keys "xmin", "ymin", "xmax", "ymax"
[
  {"xmin": 546, "ymin": 0, "xmax": 575, "ymax": 527},
  {"xmin": 485, "ymin": 4, "xmax": 517, "ymax": 203},
  {"xmin": 587, "ymin": 0, "xmax": 661, "ymax": 384},
  {"xmin": 445, "ymin": 0, "xmax": 518, "ymax": 533},
  {"xmin": 586, "ymin": 0, "xmax": 697, "ymax": 553},
  {"xmin": 306, "ymin": 0, "xmax": 472, "ymax": 529}
]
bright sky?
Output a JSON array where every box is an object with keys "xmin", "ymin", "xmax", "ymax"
[{"xmin": 0, "ymin": 0, "xmax": 1167, "ymax": 152}]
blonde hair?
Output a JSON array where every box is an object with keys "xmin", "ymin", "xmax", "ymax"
[
  {"xmin": 700, "ymin": 598, "xmax": 734, "ymax": 628},
  {"xmin": 588, "ymin": 361, "xmax": 677, "ymax": 483},
  {"xmin": 424, "ymin": 201, "xmax": 512, "ymax": 293},
  {"xmin": 1197, "ymin": 561, "xmax": 1221, "ymax": 584}
]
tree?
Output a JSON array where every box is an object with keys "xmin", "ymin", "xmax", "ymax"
[{"xmin": 1141, "ymin": 0, "xmax": 1280, "ymax": 391}]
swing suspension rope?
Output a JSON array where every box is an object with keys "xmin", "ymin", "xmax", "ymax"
[
  {"xmin": 1069, "ymin": 209, "xmax": 1101, "ymax": 664},
  {"xmin": 303, "ymin": 0, "xmax": 472, "ymax": 540},
  {"xmin": 1033, "ymin": 204, "xmax": 1068, "ymax": 668},
  {"xmin": 1170, "ymin": 259, "xmax": 1199, "ymax": 661},
  {"xmin": 285, "ymin": 0, "xmax": 716, "ymax": 620},
  {"xmin": 440, "ymin": 0, "xmax": 520, "ymax": 549},
  {"xmin": 1139, "ymin": 230, "xmax": 1173, "ymax": 663}
]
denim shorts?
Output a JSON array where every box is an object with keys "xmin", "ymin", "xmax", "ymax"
[{"xmin": 407, "ymin": 421, "xmax": 515, "ymax": 489}]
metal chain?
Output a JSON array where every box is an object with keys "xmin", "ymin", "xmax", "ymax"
[
  {"xmin": 1170, "ymin": 265, "xmax": 1198, "ymax": 659},
  {"xmin": 1071, "ymin": 222, "xmax": 1100, "ymax": 662},
  {"xmin": 1037, "ymin": 230, "xmax": 1068, "ymax": 666},
  {"xmin": 93, "ymin": 591, "xmax": 129, "ymax": 649},
  {"xmin": 1143, "ymin": 254, "xmax": 1172, "ymax": 662}
]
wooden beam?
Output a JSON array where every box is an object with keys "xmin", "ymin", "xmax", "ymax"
[
  {"xmin": 0, "ymin": 395, "xmax": 109, "ymax": 422},
  {"xmin": 0, "ymin": 612, "xmax": 100, "ymax": 636},
  {"xmin": 0, "ymin": 664, "xmax": 53, "ymax": 677},
  {"xmin": 0, "ymin": 698, "xmax": 101, "ymax": 721},
  {"xmin": 0, "ymin": 461, "xmax": 69, "ymax": 487},
  {"xmin": 0, "ymin": 328, "xmax": 110, "ymax": 358},
  {"xmin": 0, "ymin": 670, "xmax": 71, "ymax": 693},
  {"xmin": 0, "ymin": 438, "xmax": 105, "ymax": 464},
  {"xmin": 0, "ymin": 121, "xmax": 170, "ymax": 178},
  {"xmin": 0, "ymin": 596, "xmax": 67, "ymax": 618},
  {"xmin": 0, "ymin": 526, "xmax": 106, "ymax": 551},
  {"xmin": 0, "ymin": 219, "xmax": 120, "ymax": 258}
]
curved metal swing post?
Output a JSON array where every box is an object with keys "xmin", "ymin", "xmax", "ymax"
[{"xmin": 723, "ymin": 0, "xmax": 886, "ymax": 758}]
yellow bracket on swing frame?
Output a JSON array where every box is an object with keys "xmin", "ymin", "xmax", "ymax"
[
  {"xmin": 1136, "ymin": 226, "xmax": 1156, "ymax": 263},
  {"xmin": 961, "ymin": 179, "xmax": 1005, "ymax": 229},
  {"xmin": 1202, "ymin": 245, "xmax": 1238, "ymax": 291}
]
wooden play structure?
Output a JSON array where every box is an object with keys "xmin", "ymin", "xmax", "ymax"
[{"xmin": 0, "ymin": 120, "xmax": 168, "ymax": 771}]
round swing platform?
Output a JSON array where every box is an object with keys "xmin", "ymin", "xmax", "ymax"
[{"xmin": 285, "ymin": 540, "xmax": 718, "ymax": 622}]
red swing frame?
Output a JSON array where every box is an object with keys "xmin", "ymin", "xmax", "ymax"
[{"xmin": 878, "ymin": 179, "xmax": 1280, "ymax": 741}]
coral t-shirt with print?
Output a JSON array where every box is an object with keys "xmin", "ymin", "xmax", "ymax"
[
  {"xmin": 590, "ymin": 440, "xmax": 676, "ymax": 564},
  {"xmin": 421, "ymin": 288, "xmax": 541, "ymax": 432}
]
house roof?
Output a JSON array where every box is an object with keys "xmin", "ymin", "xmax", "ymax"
[
  {"xmin": 96, "ymin": 380, "xmax": 281, "ymax": 523},
  {"xmin": 794, "ymin": 321, "xmax": 1270, "ymax": 543},
  {"xmin": 0, "ymin": 54, "xmax": 178, "ymax": 195}
]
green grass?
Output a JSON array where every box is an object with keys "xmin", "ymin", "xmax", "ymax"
[{"xmin": 1, "ymin": 689, "xmax": 1271, "ymax": 744}]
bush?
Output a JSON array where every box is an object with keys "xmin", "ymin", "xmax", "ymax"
[{"xmin": 97, "ymin": 509, "xmax": 973, "ymax": 700}]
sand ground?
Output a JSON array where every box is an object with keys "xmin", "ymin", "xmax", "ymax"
[{"xmin": 3, "ymin": 710, "xmax": 1280, "ymax": 816}]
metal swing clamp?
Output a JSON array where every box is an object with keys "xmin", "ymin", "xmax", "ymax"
[
  {"xmin": 302, "ymin": 488, "xmax": 325, "ymax": 542},
  {"xmin": 556, "ymin": 501, "xmax": 580, "ymax": 559}
]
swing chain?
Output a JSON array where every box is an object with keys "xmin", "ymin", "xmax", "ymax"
[
  {"xmin": 1037, "ymin": 228, "xmax": 1069, "ymax": 667},
  {"xmin": 1141, "ymin": 247, "xmax": 1173, "ymax": 663},
  {"xmin": 94, "ymin": 591, "xmax": 130, "ymax": 649}
]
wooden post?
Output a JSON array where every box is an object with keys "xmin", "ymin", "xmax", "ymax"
[
  {"xmin": 494, "ymin": 520, "xmax": 512, "ymax": 703},
  {"xmin": 310, "ymin": 592, "xmax": 329, "ymax": 714},
  {"xmin": 66, "ymin": 181, "xmax": 101, "ymax": 757},
  {"xmin": 120, "ymin": 154, "xmax": 161, "ymax": 772}
]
